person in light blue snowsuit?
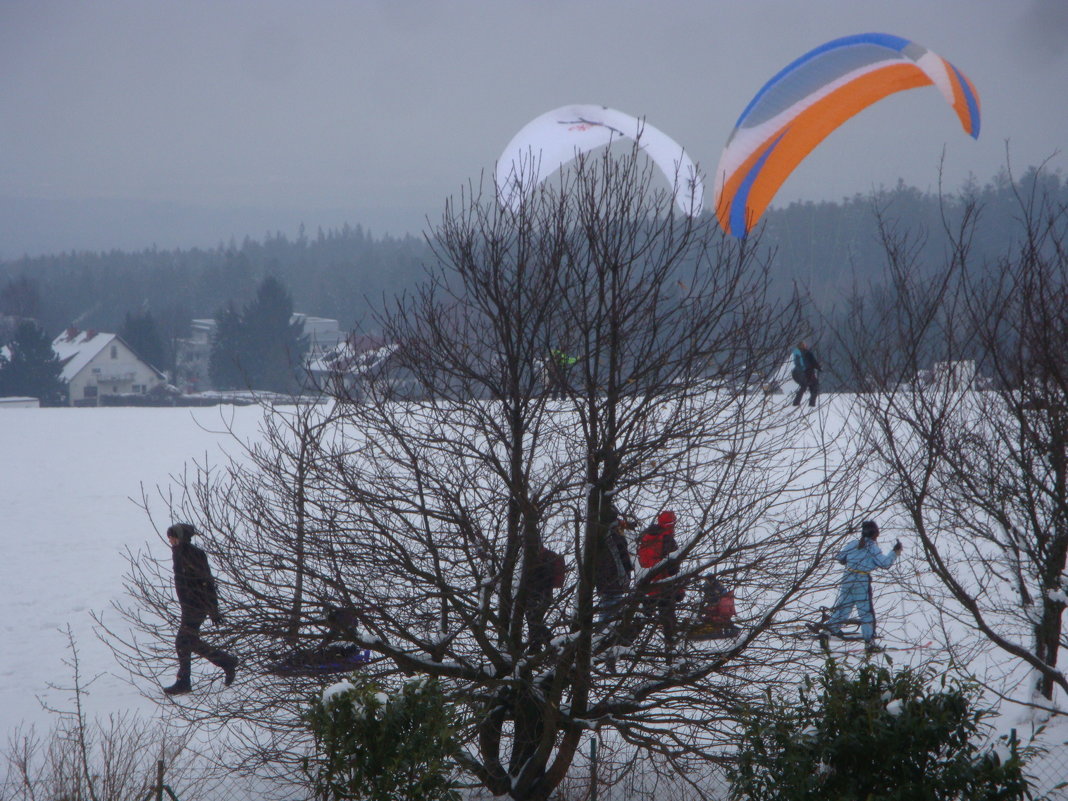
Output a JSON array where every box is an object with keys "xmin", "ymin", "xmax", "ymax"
[{"xmin": 825, "ymin": 520, "xmax": 901, "ymax": 647}]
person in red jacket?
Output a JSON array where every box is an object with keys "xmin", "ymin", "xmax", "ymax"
[
  {"xmin": 637, "ymin": 511, "xmax": 683, "ymax": 654},
  {"xmin": 164, "ymin": 523, "xmax": 238, "ymax": 696},
  {"xmin": 691, "ymin": 574, "xmax": 741, "ymax": 640}
]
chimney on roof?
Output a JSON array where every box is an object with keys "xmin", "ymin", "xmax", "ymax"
[
  {"xmin": 85, "ymin": 330, "xmax": 97, "ymax": 340},
  {"xmin": 65, "ymin": 326, "xmax": 79, "ymax": 340}
]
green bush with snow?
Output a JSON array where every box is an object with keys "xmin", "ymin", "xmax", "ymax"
[
  {"xmin": 729, "ymin": 660, "xmax": 1036, "ymax": 801},
  {"xmin": 304, "ymin": 674, "xmax": 461, "ymax": 801}
]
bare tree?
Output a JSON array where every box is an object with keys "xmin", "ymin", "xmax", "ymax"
[
  {"xmin": 1, "ymin": 628, "xmax": 212, "ymax": 801},
  {"xmin": 838, "ymin": 164, "xmax": 1068, "ymax": 702},
  {"xmin": 110, "ymin": 145, "xmax": 878, "ymax": 800}
]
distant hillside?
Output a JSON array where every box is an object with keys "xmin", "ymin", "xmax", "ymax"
[
  {"xmin": 0, "ymin": 224, "xmax": 430, "ymax": 342},
  {"xmin": 2, "ymin": 167, "xmax": 1063, "ymax": 351},
  {"xmin": 760, "ymin": 166, "xmax": 1067, "ymax": 311}
]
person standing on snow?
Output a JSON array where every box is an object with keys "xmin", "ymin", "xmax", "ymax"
[
  {"xmin": 525, "ymin": 543, "xmax": 565, "ymax": 653},
  {"xmin": 546, "ymin": 347, "xmax": 577, "ymax": 399},
  {"xmin": 791, "ymin": 341, "xmax": 821, "ymax": 407},
  {"xmin": 824, "ymin": 520, "xmax": 902, "ymax": 653},
  {"xmin": 594, "ymin": 512, "xmax": 635, "ymax": 627},
  {"xmin": 637, "ymin": 511, "xmax": 684, "ymax": 655},
  {"xmin": 164, "ymin": 523, "xmax": 238, "ymax": 695}
]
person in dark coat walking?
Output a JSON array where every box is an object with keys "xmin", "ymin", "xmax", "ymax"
[
  {"xmin": 164, "ymin": 523, "xmax": 237, "ymax": 695},
  {"xmin": 525, "ymin": 544, "xmax": 564, "ymax": 653},
  {"xmin": 791, "ymin": 341, "xmax": 822, "ymax": 407}
]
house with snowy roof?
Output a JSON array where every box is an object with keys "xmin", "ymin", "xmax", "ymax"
[{"xmin": 52, "ymin": 327, "xmax": 166, "ymax": 406}]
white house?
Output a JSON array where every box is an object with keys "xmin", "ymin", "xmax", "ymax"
[
  {"xmin": 292, "ymin": 314, "xmax": 344, "ymax": 356},
  {"xmin": 52, "ymin": 328, "xmax": 166, "ymax": 406},
  {"xmin": 305, "ymin": 335, "xmax": 401, "ymax": 397}
]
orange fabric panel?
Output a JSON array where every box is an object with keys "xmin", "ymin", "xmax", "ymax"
[
  {"xmin": 717, "ymin": 63, "xmax": 931, "ymax": 235},
  {"xmin": 945, "ymin": 63, "xmax": 981, "ymax": 136}
]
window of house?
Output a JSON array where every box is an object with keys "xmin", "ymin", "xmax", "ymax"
[
  {"xmin": 133, "ymin": 384, "xmax": 143, "ymax": 393},
  {"xmin": 84, "ymin": 386, "xmax": 98, "ymax": 398},
  {"xmin": 111, "ymin": 345, "xmax": 118, "ymax": 359}
]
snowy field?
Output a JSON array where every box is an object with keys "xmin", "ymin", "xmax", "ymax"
[
  {"xmin": 1, "ymin": 400, "xmax": 1065, "ymax": 796},
  {"xmin": 0, "ymin": 405, "xmax": 266, "ymax": 737}
]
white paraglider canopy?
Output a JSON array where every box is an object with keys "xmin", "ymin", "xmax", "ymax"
[{"xmin": 495, "ymin": 104, "xmax": 704, "ymax": 217}]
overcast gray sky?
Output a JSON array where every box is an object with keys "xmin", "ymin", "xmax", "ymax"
[{"xmin": 2, "ymin": 0, "xmax": 1066, "ymax": 257}]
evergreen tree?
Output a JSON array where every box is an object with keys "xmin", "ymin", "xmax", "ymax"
[
  {"xmin": 208, "ymin": 301, "xmax": 246, "ymax": 390},
  {"xmin": 0, "ymin": 320, "xmax": 67, "ymax": 405},
  {"xmin": 729, "ymin": 660, "xmax": 1034, "ymax": 801},
  {"xmin": 241, "ymin": 276, "xmax": 306, "ymax": 393},
  {"xmin": 119, "ymin": 310, "xmax": 166, "ymax": 371},
  {"xmin": 0, "ymin": 275, "xmax": 42, "ymax": 320},
  {"xmin": 304, "ymin": 675, "xmax": 461, "ymax": 801},
  {"xmin": 207, "ymin": 278, "xmax": 307, "ymax": 393}
]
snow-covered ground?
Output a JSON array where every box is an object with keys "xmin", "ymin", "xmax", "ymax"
[
  {"xmin": 0, "ymin": 405, "xmax": 266, "ymax": 736},
  {"xmin": 1, "ymin": 400, "xmax": 1065, "ymax": 796}
]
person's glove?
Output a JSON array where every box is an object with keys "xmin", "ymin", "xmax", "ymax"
[{"xmin": 893, "ymin": 540, "xmax": 903, "ymax": 553}]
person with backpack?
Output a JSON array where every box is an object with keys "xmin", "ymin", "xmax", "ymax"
[
  {"xmin": 594, "ymin": 513, "xmax": 635, "ymax": 627},
  {"xmin": 164, "ymin": 523, "xmax": 238, "ymax": 695},
  {"xmin": 791, "ymin": 341, "xmax": 822, "ymax": 407},
  {"xmin": 637, "ymin": 511, "xmax": 684, "ymax": 654},
  {"xmin": 525, "ymin": 543, "xmax": 565, "ymax": 653},
  {"xmin": 824, "ymin": 520, "xmax": 902, "ymax": 654}
]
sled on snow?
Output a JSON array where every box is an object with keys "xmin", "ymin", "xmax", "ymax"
[{"xmin": 267, "ymin": 643, "xmax": 372, "ymax": 677}]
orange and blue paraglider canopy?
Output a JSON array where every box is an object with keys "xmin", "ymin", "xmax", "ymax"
[{"xmin": 713, "ymin": 33, "xmax": 980, "ymax": 238}]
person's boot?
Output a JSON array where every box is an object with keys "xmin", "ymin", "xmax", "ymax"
[
  {"xmin": 163, "ymin": 677, "xmax": 192, "ymax": 696},
  {"xmin": 221, "ymin": 655, "xmax": 238, "ymax": 687}
]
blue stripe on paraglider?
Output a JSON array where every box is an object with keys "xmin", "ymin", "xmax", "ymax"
[
  {"xmin": 731, "ymin": 131, "xmax": 787, "ymax": 237},
  {"xmin": 735, "ymin": 33, "xmax": 912, "ymax": 128},
  {"xmin": 950, "ymin": 62, "xmax": 981, "ymax": 138}
]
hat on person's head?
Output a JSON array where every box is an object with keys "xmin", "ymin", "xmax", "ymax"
[
  {"xmin": 657, "ymin": 510, "xmax": 676, "ymax": 529},
  {"xmin": 166, "ymin": 523, "xmax": 197, "ymax": 544},
  {"xmin": 861, "ymin": 520, "xmax": 879, "ymax": 539}
]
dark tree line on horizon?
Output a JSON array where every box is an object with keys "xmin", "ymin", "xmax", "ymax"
[
  {"xmin": 0, "ymin": 224, "xmax": 428, "ymax": 366},
  {"xmin": 0, "ymin": 166, "xmax": 1064, "ymax": 387}
]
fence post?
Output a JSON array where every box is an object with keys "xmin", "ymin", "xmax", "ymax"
[{"xmin": 590, "ymin": 732, "xmax": 598, "ymax": 801}]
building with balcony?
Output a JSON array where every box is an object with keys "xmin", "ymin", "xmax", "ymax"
[{"xmin": 52, "ymin": 328, "xmax": 166, "ymax": 406}]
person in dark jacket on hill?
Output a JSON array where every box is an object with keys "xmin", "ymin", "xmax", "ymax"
[
  {"xmin": 163, "ymin": 523, "xmax": 238, "ymax": 696},
  {"xmin": 525, "ymin": 544, "xmax": 564, "ymax": 653},
  {"xmin": 791, "ymin": 341, "xmax": 822, "ymax": 407},
  {"xmin": 595, "ymin": 513, "xmax": 635, "ymax": 626}
]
